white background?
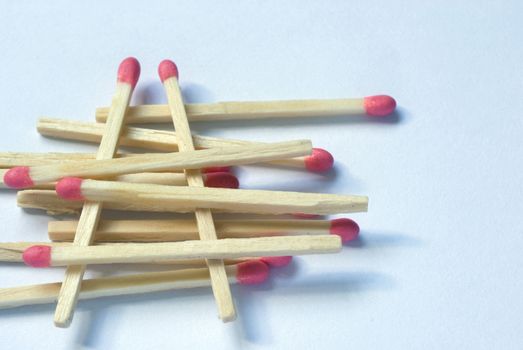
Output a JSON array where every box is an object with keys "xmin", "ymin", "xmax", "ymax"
[{"xmin": 0, "ymin": 1, "xmax": 522, "ymax": 349}]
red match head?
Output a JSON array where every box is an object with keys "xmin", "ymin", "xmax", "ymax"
[
  {"xmin": 55, "ymin": 177, "xmax": 85, "ymax": 200},
  {"xmin": 259, "ymin": 256, "xmax": 293, "ymax": 268},
  {"xmin": 22, "ymin": 245, "xmax": 51, "ymax": 267},
  {"xmin": 203, "ymin": 172, "xmax": 239, "ymax": 189},
  {"xmin": 329, "ymin": 218, "xmax": 360, "ymax": 243},
  {"xmin": 158, "ymin": 59, "xmax": 179, "ymax": 82},
  {"xmin": 117, "ymin": 57, "xmax": 141, "ymax": 89},
  {"xmin": 304, "ymin": 148, "xmax": 334, "ymax": 172},
  {"xmin": 202, "ymin": 166, "xmax": 232, "ymax": 174},
  {"xmin": 3, "ymin": 166, "xmax": 34, "ymax": 189},
  {"xmin": 236, "ymin": 260, "xmax": 270, "ymax": 285},
  {"xmin": 364, "ymin": 95, "xmax": 396, "ymax": 117}
]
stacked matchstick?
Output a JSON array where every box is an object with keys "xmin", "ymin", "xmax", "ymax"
[{"xmin": 0, "ymin": 57, "xmax": 396, "ymax": 327}]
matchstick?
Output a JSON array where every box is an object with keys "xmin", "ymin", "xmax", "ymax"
[
  {"xmin": 37, "ymin": 118, "xmax": 333, "ymax": 172},
  {"xmin": 3, "ymin": 140, "xmax": 310, "ymax": 189},
  {"xmin": 0, "ymin": 152, "xmax": 230, "ymax": 174},
  {"xmin": 53, "ymin": 57, "xmax": 140, "ymax": 328},
  {"xmin": 95, "ymin": 95, "xmax": 397, "ymax": 123},
  {"xmin": 159, "ymin": 60, "xmax": 235, "ymax": 321},
  {"xmin": 0, "ymin": 169, "xmax": 238, "ymax": 189},
  {"xmin": 48, "ymin": 218, "xmax": 360, "ymax": 243},
  {"xmin": 0, "ymin": 260, "xmax": 269, "ymax": 310},
  {"xmin": 21, "ymin": 235, "xmax": 341, "ymax": 267},
  {"xmin": 55, "ymin": 178, "xmax": 368, "ymax": 215}
]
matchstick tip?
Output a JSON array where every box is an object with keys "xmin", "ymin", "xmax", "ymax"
[
  {"xmin": 22, "ymin": 245, "xmax": 51, "ymax": 267},
  {"xmin": 329, "ymin": 218, "xmax": 360, "ymax": 243},
  {"xmin": 117, "ymin": 57, "xmax": 141, "ymax": 88},
  {"xmin": 56, "ymin": 177, "xmax": 85, "ymax": 200},
  {"xmin": 259, "ymin": 256, "xmax": 293, "ymax": 267},
  {"xmin": 158, "ymin": 59, "xmax": 179, "ymax": 82},
  {"xmin": 304, "ymin": 148, "xmax": 334, "ymax": 172},
  {"xmin": 3, "ymin": 166, "xmax": 34, "ymax": 189},
  {"xmin": 202, "ymin": 166, "xmax": 231, "ymax": 174},
  {"xmin": 364, "ymin": 95, "xmax": 396, "ymax": 117},
  {"xmin": 236, "ymin": 260, "xmax": 270, "ymax": 285},
  {"xmin": 203, "ymin": 172, "xmax": 239, "ymax": 189}
]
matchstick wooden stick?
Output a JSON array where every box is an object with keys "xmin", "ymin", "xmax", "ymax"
[
  {"xmin": 21, "ymin": 235, "xmax": 341, "ymax": 267},
  {"xmin": 48, "ymin": 218, "xmax": 360, "ymax": 243},
  {"xmin": 54, "ymin": 57, "xmax": 140, "ymax": 328},
  {"xmin": 95, "ymin": 95, "xmax": 397, "ymax": 123},
  {"xmin": 3, "ymin": 140, "xmax": 310, "ymax": 188},
  {"xmin": 55, "ymin": 178, "xmax": 368, "ymax": 215},
  {"xmin": 36, "ymin": 118, "xmax": 333, "ymax": 172},
  {"xmin": 0, "ymin": 260, "xmax": 270, "ymax": 310},
  {"xmin": 160, "ymin": 60, "xmax": 235, "ymax": 321},
  {"xmin": 0, "ymin": 169, "xmax": 238, "ymax": 189}
]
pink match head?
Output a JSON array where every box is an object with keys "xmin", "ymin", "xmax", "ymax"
[
  {"xmin": 259, "ymin": 256, "xmax": 293, "ymax": 268},
  {"xmin": 117, "ymin": 57, "xmax": 141, "ymax": 88},
  {"xmin": 329, "ymin": 218, "xmax": 360, "ymax": 243},
  {"xmin": 22, "ymin": 245, "xmax": 51, "ymax": 267},
  {"xmin": 202, "ymin": 166, "xmax": 231, "ymax": 174},
  {"xmin": 364, "ymin": 95, "xmax": 396, "ymax": 117},
  {"xmin": 158, "ymin": 59, "xmax": 179, "ymax": 82},
  {"xmin": 304, "ymin": 148, "xmax": 334, "ymax": 172},
  {"xmin": 55, "ymin": 177, "xmax": 85, "ymax": 200},
  {"xmin": 236, "ymin": 260, "xmax": 270, "ymax": 285},
  {"xmin": 203, "ymin": 172, "xmax": 239, "ymax": 189},
  {"xmin": 3, "ymin": 166, "xmax": 34, "ymax": 189}
]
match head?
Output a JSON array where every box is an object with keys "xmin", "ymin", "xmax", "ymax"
[
  {"xmin": 236, "ymin": 260, "xmax": 270, "ymax": 285},
  {"xmin": 260, "ymin": 256, "xmax": 293, "ymax": 268},
  {"xmin": 364, "ymin": 95, "xmax": 396, "ymax": 117},
  {"xmin": 203, "ymin": 172, "xmax": 239, "ymax": 189},
  {"xmin": 329, "ymin": 218, "xmax": 360, "ymax": 243},
  {"xmin": 117, "ymin": 57, "xmax": 141, "ymax": 88},
  {"xmin": 3, "ymin": 166, "xmax": 34, "ymax": 189},
  {"xmin": 202, "ymin": 166, "xmax": 232, "ymax": 174},
  {"xmin": 158, "ymin": 59, "xmax": 179, "ymax": 82},
  {"xmin": 22, "ymin": 245, "xmax": 51, "ymax": 267},
  {"xmin": 55, "ymin": 177, "xmax": 85, "ymax": 200},
  {"xmin": 304, "ymin": 148, "xmax": 334, "ymax": 172}
]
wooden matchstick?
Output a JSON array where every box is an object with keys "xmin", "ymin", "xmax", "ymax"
[
  {"xmin": 3, "ymin": 140, "xmax": 310, "ymax": 188},
  {"xmin": 36, "ymin": 118, "xmax": 333, "ymax": 172},
  {"xmin": 95, "ymin": 95, "xmax": 397, "ymax": 123},
  {"xmin": 0, "ymin": 169, "xmax": 238, "ymax": 189},
  {"xmin": 53, "ymin": 57, "xmax": 140, "ymax": 328},
  {"xmin": 0, "ymin": 260, "xmax": 270, "ymax": 310},
  {"xmin": 55, "ymin": 178, "xmax": 368, "ymax": 215},
  {"xmin": 160, "ymin": 60, "xmax": 235, "ymax": 321},
  {"xmin": 48, "ymin": 218, "xmax": 360, "ymax": 243},
  {"xmin": 21, "ymin": 235, "xmax": 341, "ymax": 267}
]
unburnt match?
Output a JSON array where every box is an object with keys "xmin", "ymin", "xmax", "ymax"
[
  {"xmin": 36, "ymin": 118, "xmax": 334, "ymax": 172},
  {"xmin": 95, "ymin": 95, "xmax": 397, "ymax": 123},
  {"xmin": 0, "ymin": 260, "xmax": 270, "ymax": 310},
  {"xmin": 3, "ymin": 140, "xmax": 310, "ymax": 189},
  {"xmin": 48, "ymin": 218, "xmax": 360, "ymax": 243},
  {"xmin": 22, "ymin": 235, "xmax": 341, "ymax": 267},
  {"xmin": 160, "ymin": 59, "xmax": 236, "ymax": 321}
]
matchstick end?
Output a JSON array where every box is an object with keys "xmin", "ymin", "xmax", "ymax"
[
  {"xmin": 329, "ymin": 218, "xmax": 360, "ymax": 243},
  {"xmin": 56, "ymin": 177, "xmax": 85, "ymax": 200},
  {"xmin": 259, "ymin": 256, "xmax": 293, "ymax": 267},
  {"xmin": 117, "ymin": 57, "xmax": 141, "ymax": 88},
  {"xmin": 203, "ymin": 172, "xmax": 239, "ymax": 189},
  {"xmin": 304, "ymin": 148, "xmax": 334, "ymax": 172},
  {"xmin": 364, "ymin": 95, "xmax": 396, "ymax": 116},
  {"xmin": 202, "ymin": 166, "xmax": 231, "ymax": 174},
  {"xmin": 236, "ymin": 260, "xmax": 270, "ymax": 285},
  {"xmin": 3, "ymin": 166, "xmax": 34, "ymax": 189},
  {"xmin": 22, "ymin": 245, "xmax": 51, "ymax": 267},
  {"xmin": 158, "ymin": 59, "xmax": 179, "ymax": 82}
]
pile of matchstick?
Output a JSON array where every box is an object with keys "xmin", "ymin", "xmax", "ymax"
[{"xmin": 0, "ymin": 57, "xmax": 396, "ymax": 327}]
